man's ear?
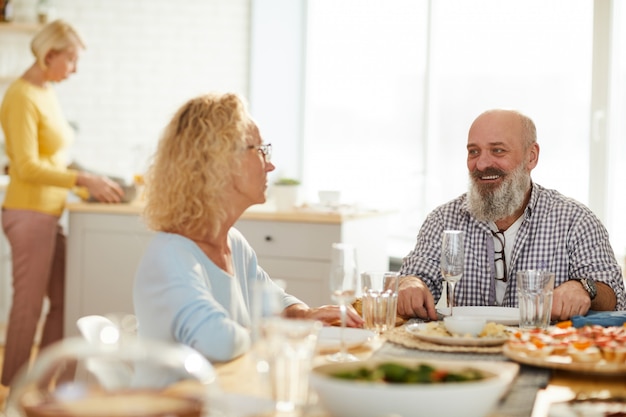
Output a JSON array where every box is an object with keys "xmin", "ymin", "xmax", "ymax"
[{"xmin": 527, "ymin": 142, "xmax": 539, "ymax": 170}]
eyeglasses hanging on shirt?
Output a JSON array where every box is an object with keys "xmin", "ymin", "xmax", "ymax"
[{"xmin": 492, "ymin": 230, "xmax": 507, "ymax": 282}]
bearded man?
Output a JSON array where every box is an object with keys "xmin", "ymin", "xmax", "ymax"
[{"xmin": 397, "ymin": 109, "xmax": 625, "ymax": 321}]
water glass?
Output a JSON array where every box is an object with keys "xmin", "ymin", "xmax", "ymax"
[
  {"xmin": 261, "ymin": 317, "xmax": 322, "ymax": 415},
  {"xmin": 360, "ymin": 271, "xmax": 399, "ymax": 334},
  {"xmin": 251, "ymin": 280, "xmax": 285, "ymax": 383},
  {"xmin": 517, "ymin": 270, "xmax": 555, "ymax": 329},
  {"xmin": 251, "ymin": 280, "xmax": 284, "ymax": 343}
]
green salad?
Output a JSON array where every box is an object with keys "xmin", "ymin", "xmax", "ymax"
[{"xmin": 331, "ymin": 362, "xmax": 485, "ymax": 384}]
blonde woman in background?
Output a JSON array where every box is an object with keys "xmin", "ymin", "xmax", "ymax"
[
  {"xmin": 0, "ymin": 19, "xmax": 124, "ymax": 387},
  {"xmin": 134, "ymin": 92, "xmax": 363, "ymax": 363}
]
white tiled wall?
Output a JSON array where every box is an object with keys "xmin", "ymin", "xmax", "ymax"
[
  {"xmin": 2, "ymin": 0, "xmax": 250, "ymax": 178},
  {"xmin": 0, "ymin": 0, "xmax": 251, "ymax": 326}
]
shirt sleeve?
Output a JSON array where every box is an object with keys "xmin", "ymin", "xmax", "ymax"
[
  {"xmin": 2, "ymin": 84, "xmax": 77, "ymax": 188},
  {"xmin": 567, "ymin": 208, "xmax": 626, "ymax": 310},
  {"xmin": 399, "ymin": 208, "xmax": 447, "ymax": 302}
]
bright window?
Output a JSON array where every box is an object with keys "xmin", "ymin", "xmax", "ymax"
[
  {"xmin": 608, "ymin": 2, "xmax": 626, "ymax": 262},
  {"xmin": 303, "ymin": 0, "xmax": 593, "ymax": 259}
]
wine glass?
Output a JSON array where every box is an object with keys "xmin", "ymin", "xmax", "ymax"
[
  {"xmin": 441, "ymin": 230, "xmax": 464, "ymax": 316},
  {"xmin": 327, "ymin": 242, "xmax": 359, "ymax": 362}
]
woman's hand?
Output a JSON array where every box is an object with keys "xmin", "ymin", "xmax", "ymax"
[
  {"xmin": 283, "ymin": 303, "xmax": 364, "ymax": 327},
  {"xmin": 76, "ymin": 172, "xmax": 124, "ymax": 203}
]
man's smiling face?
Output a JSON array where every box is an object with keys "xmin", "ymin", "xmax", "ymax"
[
  {"xmin": 466, "ymin": 110, "xmax": 528, "ymax": 190},
  {"xmin": 465, "ymin": 110, "xmax": 538, "ymax": 223}
]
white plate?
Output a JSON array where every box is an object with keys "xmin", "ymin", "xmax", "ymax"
[
  {"xmin": 316, "ymin": 327, "xmax": 375, "ymax": 352},
  {"xmin": 405, "ymin": 322, "xmax": 509, "ymax": 347},
  {"xmin": 437, "ymin": 306, "xmax": 520, "ymax": 325}
]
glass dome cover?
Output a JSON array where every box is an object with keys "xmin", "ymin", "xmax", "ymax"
[{"xmin": 5, "ymin": 336, "xmax": 220, "ymax": 417}]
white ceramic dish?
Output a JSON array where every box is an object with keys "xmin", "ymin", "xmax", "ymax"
[
  {"xmin": 444, "ymin": 315, "xmax": 487, "ymax": 336},
  {"xmin": 437, "ymin": 306, "xmax": 520, "ymax": 325},
  {"xmin": 309, "ymin": 357, "xmax": 519, "ymax": 417},
  {"xmin": 405, "ymin": 322, "xmax": 509, "ymax": 347},
  {"xmin": 316, "ymin": 327, "xmax": 375, "ymax": 352}
]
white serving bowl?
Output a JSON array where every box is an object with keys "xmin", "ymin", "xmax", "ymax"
[
  {"xmin": 444, "ymin": 315, "xmax": 487, "ymax": 337},
  {"xmin": 309, "ymin": 357, "xmax": 518, "ymax": 417}
]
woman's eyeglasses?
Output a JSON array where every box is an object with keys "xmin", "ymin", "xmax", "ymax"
[{"xmin": 247, "ymin": 143, "xmax": 272, "ymax": 162}]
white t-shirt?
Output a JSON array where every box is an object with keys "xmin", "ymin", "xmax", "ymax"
[{"xmin": 492, "ymin": 216, "xmax": 524, "ymax": 305}]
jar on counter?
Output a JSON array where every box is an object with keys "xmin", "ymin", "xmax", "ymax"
[{"xmin": 37, "ymin": 0, "xmax": 53, "ymax": 24}]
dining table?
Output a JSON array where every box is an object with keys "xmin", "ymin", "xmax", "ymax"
[{"xmin": 214, "ymin": 319, "xmax": 626, "ymax": 417}]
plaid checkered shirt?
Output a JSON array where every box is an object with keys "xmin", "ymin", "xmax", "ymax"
[{"xmin": 399, "ymin": 183, "xmax": 626, "ymax": 310}]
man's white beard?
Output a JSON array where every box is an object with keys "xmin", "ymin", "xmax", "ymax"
[{"xmin": 467, "ymin": 164, "xmax": 530, "ymax": 223}]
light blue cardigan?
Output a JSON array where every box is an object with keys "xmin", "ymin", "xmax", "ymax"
[{"xmin": 133, "ymin": 228, "xmax": 303, "ymax": 362}]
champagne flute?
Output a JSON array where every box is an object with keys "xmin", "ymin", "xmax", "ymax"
[
  {"xmin": 441, "ymin": 230, "xmax": 464, "ymax": 316},
  {"xmin": 327, "ymin": 243, "xmax": 359, "ymax": 362}
]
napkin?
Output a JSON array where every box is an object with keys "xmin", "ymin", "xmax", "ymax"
[{"xmin": 571, "ymin": 310, "xmax": 626, "ymax": 328}]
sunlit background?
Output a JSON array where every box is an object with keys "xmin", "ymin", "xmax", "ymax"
[
  {"xmin": 1, "ymin": 0, "xmax": 624, "ymax": 265},
  {"xmin": 253, "ymin": 0, "xmax": 625, "ymax": 264}
]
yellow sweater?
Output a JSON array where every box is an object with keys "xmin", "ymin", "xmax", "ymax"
[{"xmin": 0, "ymin": 78, "xmax": 78, "ymax": 216}]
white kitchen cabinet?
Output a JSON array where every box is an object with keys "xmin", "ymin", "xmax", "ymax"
[
  {"xmin": 64, "ymin": 204, "xmax": 389, "ymax": 337},
  {"xmin": 64, "ymin": 207, "xmax": 153, "ymax": 337},
  {"xmin": 0, "ymin": 181, "xmax": 11, "ymax": 334},
  {"xmin": 234, "ymin": 215, "xmax": 389, "ymax": 307}
]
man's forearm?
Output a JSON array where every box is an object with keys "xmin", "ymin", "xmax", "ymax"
[{"xmin": 591, "ymin": 281, "xmax": 617, "ymax": 311}]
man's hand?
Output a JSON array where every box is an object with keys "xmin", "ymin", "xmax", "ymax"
[
  {"xmin": 551, "ymin": 280, "xmax": 591, "ymax": 321},
  {"xmin": 396, "ymin": 275, "xmax": 438, "ymax": 320}
]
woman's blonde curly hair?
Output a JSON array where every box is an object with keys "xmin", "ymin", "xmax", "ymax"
[{"xmin": 143, "ymin": 92, "xmax": 253, "ymax": 239}]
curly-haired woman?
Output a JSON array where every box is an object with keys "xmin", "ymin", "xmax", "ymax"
[{"xmin": 133, "ymin": 92, "xmax": 362, "ymax": 362}]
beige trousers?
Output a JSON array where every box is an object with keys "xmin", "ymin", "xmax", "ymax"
[{"xmin": 1, "ymin": 209, "xmax": 65, "ymax": 386}]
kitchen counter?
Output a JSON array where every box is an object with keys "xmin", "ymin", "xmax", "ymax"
[
  {"xmin": 65, "ymin": 201, "xmax": 387, "ymax": 224},
  {"xmin": 64, "ymin": 201, "xmax": 391, "ymax": 337}
]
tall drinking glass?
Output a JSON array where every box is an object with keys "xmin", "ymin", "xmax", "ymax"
[
  {"xmin": 441, "ymin": 230, "xmax": 464, "ymax": 316},
  {"xmin": 327, "ymin": 243, "xmax": 359, "ymax": 362}
]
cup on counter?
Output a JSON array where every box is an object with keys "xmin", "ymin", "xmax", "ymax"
[
  {"xmin": 318, "ymin": 190, "xmax": 341, "ymax": 208},
  {"xmin": 360, "ymin": 271, "xmax": 399, "ymax": 335},
  {"xmin": 261, "ymin": 317, "xmax": 322, "ymax": 415},
  {"xmin": 517, "ymin": 270, "xmax": 555, "ymax": 329}
]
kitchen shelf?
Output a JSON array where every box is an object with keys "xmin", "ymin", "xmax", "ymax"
[{"xmin": 0, "ymin": 21, "xmax": 41, "ymax": 33}]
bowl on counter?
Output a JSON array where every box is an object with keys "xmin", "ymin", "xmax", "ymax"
[
  {"xmin": 86, "ymin": 180, "xmax": 138, "ymax": 203},
  {"xmin": 309, "ymin": 357, "xmax": 518, "ymax": 417}
]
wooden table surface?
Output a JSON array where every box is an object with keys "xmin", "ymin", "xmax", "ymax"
[
  {"xmin": 1, "ymin": 337, "xmax": 624, "ymax": 416},
  {"xmin": 214, "ymin": 336, "xmax": 626, "ymax": 417}
]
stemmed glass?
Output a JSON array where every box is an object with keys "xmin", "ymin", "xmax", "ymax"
[
  {"xmin": 327, "ymin": 242, "xmax": 359, "ymax": 362},
  {"xmin": 441, "ymin": 230, "xmax": 464, "ymax": 316}
]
